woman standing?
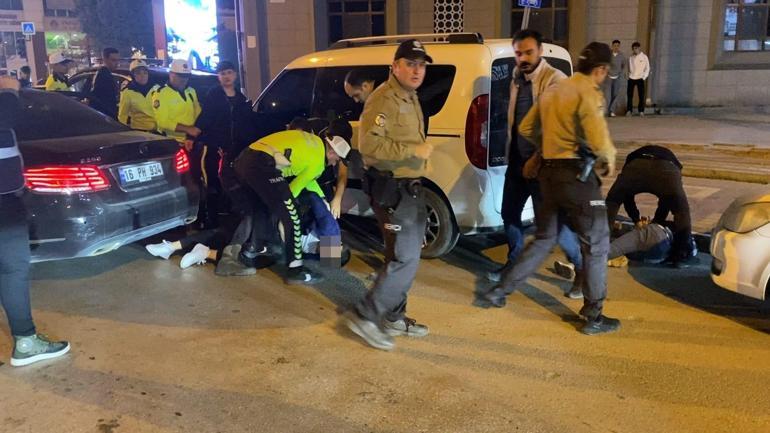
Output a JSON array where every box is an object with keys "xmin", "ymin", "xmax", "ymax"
[{"xmin": 117, "ymin": 60, "xmax": 159, "ymax": 132}]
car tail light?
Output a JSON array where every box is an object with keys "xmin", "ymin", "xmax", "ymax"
[
  {"xmin": 175, "ymin": 149, "xmax": 190, "ymax": 173},
  {"xmin": 24, "ymin": 165, "xmax": 111, "ymax": 194},
  {"xmin": 465, "ymin": 94, "xmax": 489, "ymax": 169}
]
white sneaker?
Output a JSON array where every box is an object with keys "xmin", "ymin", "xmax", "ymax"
[
  {"xmin": 180, "ymin": 243, "xmax": 210, "ymax": 269},
  {"xmin": 553, "ymin": 260, "xmax": 576, "ymax": 280},
  {"xmin": 145, "ymin": 240, "xmax": 176, "ymax": 260}
]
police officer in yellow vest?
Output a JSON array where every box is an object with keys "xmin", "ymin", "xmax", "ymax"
[
  {"xmin": 341, "ymin": 39, "xmax": 434, "ymax": 351},
  {"xmin": 44, "ymin": 52, "xmax": 73, "ymax": 92},
  {"xmin": 117, "ymin": 60, "xmax": 160, "ymax": 132},
  {"xmin": 152, "ymin": 59, "xmax": 202, "ymax": 149}
]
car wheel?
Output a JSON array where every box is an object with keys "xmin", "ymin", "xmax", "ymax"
[{"xmin": 421, "ymin": 187, "xmax": 459, "ymax": 259}]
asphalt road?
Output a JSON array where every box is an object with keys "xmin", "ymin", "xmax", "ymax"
[{"xmin": 1, "ymin": 206, "xmax": 769, "ymax": 432}]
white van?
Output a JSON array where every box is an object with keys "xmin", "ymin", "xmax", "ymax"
[{"xmin": 252, "ymin": 33, "xmax": 573, "ymax": 257}]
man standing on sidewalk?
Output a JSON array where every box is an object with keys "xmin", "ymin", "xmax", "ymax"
[
  {"xmin": 605, "ymin": 40, "xmax": 626, "ymax": 117},
  {"xmin": 626, "ymin": 42, "xmax": 650, "ymax": 116},
  {"xmin": 89, "ymin": 47, "xmax": 121, "ymax": 119},
  {"xmin": 0, "ymin": 76, "xmax": 70, "ymax": 366},
  {"xmin": 474, "ymin": 42, "xmax": 621, "ymax": 336}
]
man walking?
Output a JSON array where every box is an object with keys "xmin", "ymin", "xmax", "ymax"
[
  {"xmin": 1, "ymin": 76, "xmax": 70, "ymax": 366},
  {"xmin": 342, "ymin": 40, "xmax": 434, "ymax": 351},
  {"xmin": 90, "ymin": 47, "xmax": 121, "ymax": 118},
  {"xmin": 626, "ymin": 42, "xmax": 650, "ymax": 116},
  {"xmin": 492, "ymin": 29, "xmax": 584, "ymax": 299},
  {"xmin": 606, "ymin": 40, "xmax": 626, "ymax": 117},
  {"xmin": 474, "ymin": 42, "xmax": 621, "ymax": 336}
]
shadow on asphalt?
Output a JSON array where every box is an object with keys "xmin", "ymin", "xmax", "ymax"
[{"xmin": 628, "ymin": 258, "xmax": 770, "ymax": 334}]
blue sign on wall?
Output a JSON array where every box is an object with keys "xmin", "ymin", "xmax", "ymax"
[
  {"xmin": 21, "ymin": 22, "xmax": 35, "ymax": 35},
  {"xmin": 517, "ymin": 0, "xmax": 542, "ymax": 7}
]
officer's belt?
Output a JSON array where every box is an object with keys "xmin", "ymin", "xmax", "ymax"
[{"xmin": 542, "ymin": 158, "xmax": 582, "ymax": 167}]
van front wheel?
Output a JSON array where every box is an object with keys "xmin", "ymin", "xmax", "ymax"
[{"xmin": 421, "ymin": 188, "xmax": 459, "ymax": 259}]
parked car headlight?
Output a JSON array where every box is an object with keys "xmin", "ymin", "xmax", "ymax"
[{"xmin": 719, "ymin": 202, "xmax": 770, "ymax": 234}]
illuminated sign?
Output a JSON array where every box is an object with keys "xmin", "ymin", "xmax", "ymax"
[{"xmin": 164, "ymin": 0, "xmax": 219, "ymax": 71}]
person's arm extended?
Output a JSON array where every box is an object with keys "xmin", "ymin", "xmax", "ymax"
[
  {"xmin": 518, "ymin": 101, "xmax": 542, "ymax": 148},
  {"xmin": 330, "ymin": 163, "xmax": 348, "ymax": 219}
]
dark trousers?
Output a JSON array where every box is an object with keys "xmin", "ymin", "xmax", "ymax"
[
  {"xmin": 610, "ymin": 224, "xmax": 671, "ymax": 263},
  {"xmin": 298, "ymin": 190, "xmax": 341, "ymax": 238},
  {"xmin": 357, "ymin": 181, "xmax": 426, "ymax": 324},
  {"xmin": 234, "ymin": 150, "xmax": 303, "ymax": 265},
  {"xmin": 606, "ymin": 159, "xmax": 692, "ymax": 260},
  {"xmin": 220, "ymin": 156, "xmax": 271, "ymax": 248},
  {"xmin": 495, "ymin": 162, "xmax": 610, "ymax": 320},
  {"xmin": 501, "ymin": 163, "xmax": 583, "ymax": 269},
  {"xmin": 627, "ymin": 79, "xmax": 646, "ymax": 114},
  {"xmin": 0, "ymin": 194, "xmax": 36, "ymax": 337}
]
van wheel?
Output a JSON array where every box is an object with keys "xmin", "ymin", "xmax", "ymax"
[{"xmin": 421, "ymin": 188, "xmax": 459, "ymax": 259}]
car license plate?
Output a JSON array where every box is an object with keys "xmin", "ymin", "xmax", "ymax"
[{"xmin": 118, "ymin": 162, "xmax": 164, "ymax": 187}]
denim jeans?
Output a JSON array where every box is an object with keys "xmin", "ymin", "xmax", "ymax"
[{"xmin": 0, "ymin": 194, "xmax": 36, "ymax": 337}]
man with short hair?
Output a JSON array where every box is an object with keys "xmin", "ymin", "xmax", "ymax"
[
  {"xmin": 341, "ymin": 39, "xmax": 435, "ymax": 351},
  {"xmin": 605, "ymin": 40, "xmax": 626, "ymax": 117},
  {"xmin": 18, "ymin": 66, "xmax": 31, "ymax": 88},
  {"xmin": 627, "ymin": 42, "xmax": 650, "ymax": 116},
  {"xmin": 90, "ymin": 47, "xmax": 121, "ymax": 118},
  {"xmin": 44, "ymin": 52, "xmax": 73, "ymax": 91},
  {"xmin": 475, "ymin": 42, "xmax": 621, "ymax": 336},
  {"xmin": 492, "ymin": 29, "xmax": 584, "ymax": 300},
  {"xmin": 343, "ymin": 68, "xmax": 381, "ymax": 104}
]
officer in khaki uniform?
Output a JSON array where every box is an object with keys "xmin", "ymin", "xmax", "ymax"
[
  {"xmin": 342, "ymin": 40, "xmax": 435, "ymax": 351},
  {"xmin": 474, "ymin": 42, "xmax": 622, "ymax": 336}
]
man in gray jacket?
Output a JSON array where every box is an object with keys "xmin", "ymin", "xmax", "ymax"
[
  {"xmin": 605, "ymin": 40, "xmax": 626, "ymax": 117},
  {"xmin": 492, "ymin": 29, "xmax": 584, "ymax": 299}
]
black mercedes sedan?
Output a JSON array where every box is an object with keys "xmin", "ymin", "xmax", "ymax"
[{"xmin": 16, "ymin": 90, "xmax": 199, "ymax": 262}]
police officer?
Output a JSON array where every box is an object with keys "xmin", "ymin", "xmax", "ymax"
[
  {"xmin": 0, "ymin": 76, "xmax": 70, "ymax": 366},
  {"xmin": 153, "ymin": 59, "xmax": 202, "ymax": 149},
  {"xmin": 118, "ymin": 60, "xmax": 160, "ymax": 132},
  {"xmin": 44, "ymin": 52, "xmax": 73, "ymax": 91},
  {"xmin": 341, "ymin": 39, "xmax": 434, "ymax": 351},
  {"xmin": 474, "ymin": 42, "xmax": 621, "ymax": 336}
]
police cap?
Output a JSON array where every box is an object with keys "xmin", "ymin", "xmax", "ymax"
[{"xmin": 394, "ymin": 39, "xmax": 433, "ymax": 64}]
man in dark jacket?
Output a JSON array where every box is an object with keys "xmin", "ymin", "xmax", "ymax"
[
  {"xmin": 194, "ymin": 60, "xmax": 258, "ymax": 229},
  {"xmin": 0, "ymin": 76, "xmax": 70, "ymax": 367},
  {"xmin": 89, "ymin": 47, "xmax": 120, "ymax": 118}
]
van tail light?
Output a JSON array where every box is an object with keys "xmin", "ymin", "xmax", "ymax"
[
  {"xmin": 465, "ymin": 94, "xmax": 489, "ymax": 169},
  {"xmin": 24, "ymin": 165, "xmax": 111, "ymax": 194},
  {"xmin": 175, "ymin": 149, "xmax": 190, "ymax": 173}
]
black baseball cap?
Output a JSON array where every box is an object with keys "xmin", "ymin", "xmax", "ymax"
[
  {"xmin": 216, "ymin": 61, "xmax": 236, "ymax": 73},
  {"xmin": 394, "ymin": 39, "xmax": 433, "ymax": 63}
]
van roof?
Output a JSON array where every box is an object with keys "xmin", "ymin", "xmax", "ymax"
[{"xmin": 285, "ymin": 33, "xmax": 571, "ymax": 69}]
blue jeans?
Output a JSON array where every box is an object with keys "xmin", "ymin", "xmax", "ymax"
[
  {"xmin": 306, "ymin": 192, "xmax": 340, "ymax": 238},
  {"xmin": 506, "ymin": 223, "xmax": 583, "ymax": 268},
  {"xmin": 0, "ymin": 194, "xmax": 36, "ymax": 337}
]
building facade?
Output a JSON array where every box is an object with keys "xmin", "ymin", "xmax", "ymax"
[
  {"xmin": 0, "ymin": 0, "xmax": 85, "ymax": 82},
  {"xmin": 234, "ymin": 0, "xmax": 770, "ymax": 108}
]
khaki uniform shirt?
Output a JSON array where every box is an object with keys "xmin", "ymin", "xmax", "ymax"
[
  {"xmin": 358, "ymin": 74, "xmax": 428, "ymax": 179},
  {"xmin": 519, "ymin": 73, "xmax": 616, "ymax": 164}
]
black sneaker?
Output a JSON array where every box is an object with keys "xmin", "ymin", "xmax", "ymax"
[
  {"xmin": 285, "ymin": 266, "xmax": 323, "ymax": 285},
  {"xmin": 580, "ymin": 315, "xmax": 621, "ymax": 335},
  {"xmin": 11, "ymin": 334, "xmax": 70, "ymax": 367},
  {"xmin": 473, "ymin": 288, "xmax": 507, "ymax": 309}
]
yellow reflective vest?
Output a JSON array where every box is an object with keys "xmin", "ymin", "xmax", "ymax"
[
  {"xmin": 117, "ymin": 84, "xmax": 160, "ymax": 132},
  {"xmin": 152, "ymin": 84, "xmax": 201, "ymax": 143},
  {"xmin": 44, "ymin": 73, "xmax": 69, "ymax": 92}
]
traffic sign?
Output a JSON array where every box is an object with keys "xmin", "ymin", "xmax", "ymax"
[
  {"xmin": 518, "ymin": 0, "xmax": 542, "ymax": 7},
  {"xmin": 21, "ymin": 22, "xmax": 35, "ymax": 36}
]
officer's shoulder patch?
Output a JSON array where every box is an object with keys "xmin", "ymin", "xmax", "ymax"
[
  {"xmin": 153, "ymin": 100, "xmax": 160, "ymax": 109},
  {"xmin": 375, "ymin": 113, "xmax": 387, "ymax": 127}
]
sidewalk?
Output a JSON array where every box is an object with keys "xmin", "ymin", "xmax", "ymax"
[{"xmin": 609, "ymin": 113, "xmax": 770, "ymax": 184}]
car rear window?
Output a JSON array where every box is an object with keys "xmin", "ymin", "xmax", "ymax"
[
  {"xmin": 15, "ymin": 90, "xmax": 129, "ymax": 141},
  {"xmin": 488, "ymin": 56, "xmax": 572, "ymax": 167}
]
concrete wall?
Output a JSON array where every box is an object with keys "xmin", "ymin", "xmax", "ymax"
[
  {"xmin": 264, "ymin": 0, "xmax": 315, "ymax": 78},
  {"xmin": 653, "ymin": 0, "xmax": 770, "ymax": 107},
  {"xmin": 586, "ymin": 0, "xmax": 639, "ymax": 49}
]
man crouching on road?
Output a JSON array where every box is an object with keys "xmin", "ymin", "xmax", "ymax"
[{"xmin": 341, "ymin": 39, "xmax": 434, "ymax": 351}]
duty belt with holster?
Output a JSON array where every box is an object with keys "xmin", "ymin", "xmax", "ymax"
[{"xmin": 363, "ymin": 166, "xmax": 421, "ymax": 211}]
